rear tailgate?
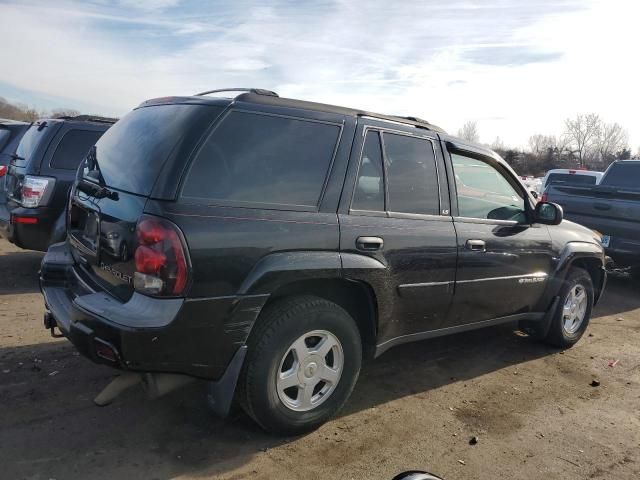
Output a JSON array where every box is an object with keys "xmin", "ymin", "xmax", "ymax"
[
  {"xmin": 68, "ymin": 185, "xmax": 146, "ymax": 301},
  {"xmin": 67, "ymin": 102, "xmax": 224, "ymax": 301}
]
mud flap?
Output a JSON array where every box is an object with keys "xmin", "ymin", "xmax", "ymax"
[
  {"xmin": 520, "ymin": 296, "xmax": 559, "ymax": 339},
  {"xmin": 207, "ymin": 345, "xmax": 247, "ymax": 417}
]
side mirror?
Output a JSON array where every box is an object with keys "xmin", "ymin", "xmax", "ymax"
[
  {"xmin": 530, "ymin": 190, "xmax": 539, "ymax": 200},
  {"xmin": 535, "ymin": 202, "xmax": 563, "ymax": 225}
]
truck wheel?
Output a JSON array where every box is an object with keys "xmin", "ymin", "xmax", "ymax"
[
  {"xmin": 237, "ymin": 296, "xmax": 362, "ymax": 435},
  {"xmin": 544, "ymin": 268, "xmax": 594, "ymax": 348}
]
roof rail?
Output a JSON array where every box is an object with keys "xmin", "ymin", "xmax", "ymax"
[
  {"xmin": 56, "ymin": 115, "xmax": 118, "ymax": 124},
  {"xmin": 194, "ymin": 88, "xmax": 279, "ymax": 98},
  {"xmin": 397, "ymin": 115, "xmax": 431, "ymax": 124}
]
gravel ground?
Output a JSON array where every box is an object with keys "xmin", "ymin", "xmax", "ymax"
[{"xmin": 1, "ymin": 239, "xmax": 639, "ymax": 480}]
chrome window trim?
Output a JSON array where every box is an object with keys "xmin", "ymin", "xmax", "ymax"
[{"xmin": 349, "ymin": 125, "xmax": 444, "ymax": 218}]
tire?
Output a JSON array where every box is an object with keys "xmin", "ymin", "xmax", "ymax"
[
  {"xmin": 237, "ymin": 295, "xmax": 362, "ymax": 435},
  {"xmin": 544, "ymin": 268, "xmax": 594, "ymax": 348}
]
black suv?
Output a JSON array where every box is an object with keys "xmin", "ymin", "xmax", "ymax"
[
  {"xmin": 1, "ymin": 116, "xmax": 115, "ymax": 251},
  {"xmin": 40, "ymin": 89, "xmax": 607, "ymax": 434}
]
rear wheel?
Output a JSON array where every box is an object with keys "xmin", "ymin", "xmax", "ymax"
[
  {"xmin": 544, "ymin": 268, "xmax": 594, "ymax": 348},
  {"xmin": 237, "ymin": 296, "xmax": 362, "ymax": 435}
]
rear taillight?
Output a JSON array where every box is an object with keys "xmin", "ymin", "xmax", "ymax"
[
  {"xmin": 0, "ymin": 165, "xmax": 7, "ymax": 177},
  {"xmin": 21, "ymin": 175, "xmax": 55, "ymax": 208},
  {"xmin": 540, "ymin": 191, "xmax": 548, "ymax": 203},
  {"xmin": 133, "ymin": 215, "xmax": 190, "ymax": 296}
]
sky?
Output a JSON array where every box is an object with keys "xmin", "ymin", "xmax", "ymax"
[{"xmin": 1, "ymin": 0, "xmax": 639, "ymax": 149}]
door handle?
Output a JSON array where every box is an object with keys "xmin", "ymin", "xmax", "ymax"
[
  {"xmin": 356, "ymin": 236, "xmax": 384, "ymax": 251},
  {"xmin": 465, "ymin": 239, "xmax": 486, "ymax": 252}
]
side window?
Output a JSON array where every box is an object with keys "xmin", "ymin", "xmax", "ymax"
[
  {"xmin": 352, "ymin": 131, "xmax": 384, "ymax": 211},
  {"xmin": 451, "ymin": 153, "xmax": 526, "ymax": 221},
  {"xmin": 51, "ymin": 130, "xmax": 103, "ymax": 170},
  {"xmin": 182, "ymin": 111, "xmax": 340, "ymax": 208},
  {"xmin": 383, "ymin": 133, "xmax": 439, "ymax": 215}
]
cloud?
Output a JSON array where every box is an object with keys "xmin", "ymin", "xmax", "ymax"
[
  {"xmin": 0, "ymin": 0, "xmax": 639, "ymax": 147},
  {"xmin": 461, "ymin": 46, "xmax": 563, "ymax": 66},
  {"xmin": 117, "ymin": 0, "xmax": 182, "ymax": 12}
]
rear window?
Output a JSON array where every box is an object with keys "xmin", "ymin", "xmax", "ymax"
[
  {"xmin": 182, "ymin": 111, "xmax": 341, "ymax": 208},
  {"xmin": 384, "ymin": 133, "xmax": 439, "ymax": 215},
  {"xmin": 51, "ymin": 130, "xmax": 103, "ymax": 170},
  {"xmin": 601, "ymin": 163, "xmax": 640, "ymax": 189},
  {"xmin": 87, "ymin": 104, "xmax": 222, "ymax": 195},
  {"xmin": 545, "ymin": 173, "xmax": 597, "ymax": 187},
  {"xmin": 15, "ymin": 124, "xmax": 48, "ymax": 163}
]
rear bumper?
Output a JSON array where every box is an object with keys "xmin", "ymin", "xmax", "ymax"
[
  {"xmin": 40, "ymin": 242, "xmax": 268, "ymax": 381},
  {"xmin": 0, "ymin": 203, "xmax": 57, "ymax": 251}
]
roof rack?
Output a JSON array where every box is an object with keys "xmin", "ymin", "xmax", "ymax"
[
  {"xmin": 194, "ymin": 88, "xmax": 279, "ymax": 98},
  {"xmin": 396, "ymin": 115, "xmax": 431, "ymax": 124},
  {"xmin": 56, "ymin": 115, "xmax": 118, "ymax": 124}
]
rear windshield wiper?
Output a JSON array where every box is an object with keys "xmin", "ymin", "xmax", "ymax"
[
  {"xmin": 10, "ymin": 153, "xmax": 24, "ymax": 163},
  {"xmin": 83, "ymin": 146, "xmax": 106, "ymax": 186}
]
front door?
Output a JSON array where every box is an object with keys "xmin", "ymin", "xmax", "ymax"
[
  {"xmin": 339, "ymin": 122, "xmax": 458, "ymax": 345},
  {"xmin": 444, "ymin": 144, "xmax": 554, "ymax": 327}
]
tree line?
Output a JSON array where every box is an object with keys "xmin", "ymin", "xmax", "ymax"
[
  {"xmin": 458, "ymin": 114, "xmax": 637, "ymax": 176},
  {"xmin": 0, "ymin": 97, "xmax": 80, "ymax": 122}
]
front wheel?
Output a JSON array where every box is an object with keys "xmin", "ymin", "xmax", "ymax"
[
  {"xmin": 237, "ymin": 296, "xmax": 362, "ymax": 435},
  {"xmin": 544, "ymin": 268, "xmax": 594, "ymax": 348}
]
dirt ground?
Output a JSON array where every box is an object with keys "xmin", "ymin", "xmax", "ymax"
[{"xmin": 1, "ymin": 239, "xmax": 639, "ymax": 480}]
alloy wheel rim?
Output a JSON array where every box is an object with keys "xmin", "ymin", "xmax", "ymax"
[
  {"xmin": 562, "ymin": 284, "xmax": 587, "ymax": 335},
  {"xmin": 276, "ymin": 330, "xmax": 344, "ymax": 412}
]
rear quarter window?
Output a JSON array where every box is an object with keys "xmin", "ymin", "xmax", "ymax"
[
  {"xmin": 182, "ymin": 111, "xmax": 341, "ymax": 209},
  {"xmin": 0, "ymin": 129, "xmax": 10, "ymax": 152},
  {"xmin": 51, "ymin": 129, "xmax": 104, "ymax": 170}
]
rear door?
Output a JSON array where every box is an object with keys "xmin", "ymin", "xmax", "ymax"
[
  {"xmin": 443, "ymin": 142, "xmax": 554, "ymax": 326},
  {"xmin": 339, "ymin": 120, "xmax": 457, "ymax": 345}
]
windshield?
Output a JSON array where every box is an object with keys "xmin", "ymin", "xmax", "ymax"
[{"xmin": 85, "ymin": 104, "xmax": 222, "ymax": 196}]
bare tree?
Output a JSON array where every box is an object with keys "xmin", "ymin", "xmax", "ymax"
[
  {"xmin": 50, "ymin": 108, "xmax": 81, "ymax": 118},
  {"xmin": 563, "ymin": 113, "xmax": 601, "ymax": 167},
  {"xmin": 528, "ymin": 134, "xmax": 558, "ymax": 155},
  {"xmin": 491, "ymin": 136, "xmax": 505, "ymax": 152},
  {"xmin": 458, "ymin": 121, "xmax": 479, "ymax": 143},
  {"xmin": 596, "ymin": 122, "xmax": 628, "ymax": 164}
]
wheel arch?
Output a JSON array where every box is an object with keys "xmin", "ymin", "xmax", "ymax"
[
  {"xmin": 554, "ymin": 242, "xmax": 606, "ymax": 305},
  {"xmin": 255, "ymin": 278, "xmax": 379, "ymax": 360}
]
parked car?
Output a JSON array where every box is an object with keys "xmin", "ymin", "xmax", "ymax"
[
  {"xmin": 540, "ymin": 169, "xmax": 603, "ymax": 199},
  {"xmin": 40, "ymin": 89, "xmax": 607, "ymax": 435},
  {"xmin": 544, "ymin": 160, "xmax": 640, "ymax": 278},
  {"xmin": 0, "ymin": 115, "xmax": 115, "ymax": 251},
  {"xmin": 0, "ymin": 119, "xmax": 30, "ymax": 205}
]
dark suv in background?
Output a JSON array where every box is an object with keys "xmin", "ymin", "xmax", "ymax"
[
  {"xmin": 1, "ymin": 116, "xmax": 115, "ymax": 251},
  {"xmin": 40, "ymin": 89, "xmax": 606, "ymax": 435},
  {"xmin": 0, "ymin": 119, "xmax": 29, "ymax": 205}
]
